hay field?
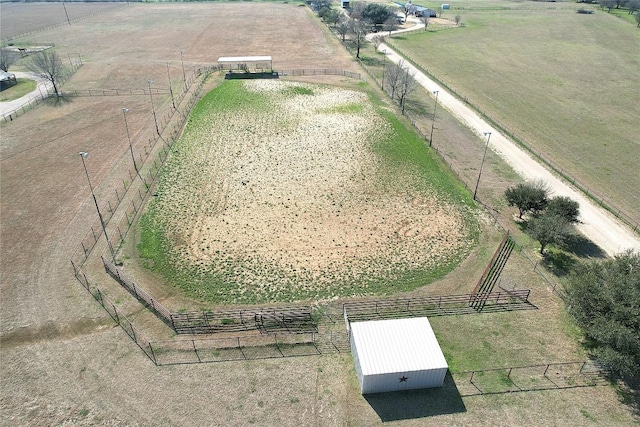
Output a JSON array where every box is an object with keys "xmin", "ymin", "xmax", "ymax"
[
  {"xmin": 392, "ymin": 2, "xmax": 640, "ymax": 225},
  {"xmin": 140, "ymin": 79, "xmax": 476, "ymax": 304}
]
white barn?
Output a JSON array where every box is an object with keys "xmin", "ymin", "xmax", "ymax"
[{"xmin": 349, "ymin": 317, "xmax": 448, "ymax": 394}]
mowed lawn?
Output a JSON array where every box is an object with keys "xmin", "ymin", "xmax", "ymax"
[{"xmin": 392, "ymin": 4, "xmax": 640, "ymax": 224}]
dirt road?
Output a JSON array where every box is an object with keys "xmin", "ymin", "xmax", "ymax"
[{"xmin": 374, "ymin": 24, "xmax": 640, "ymax": 256}]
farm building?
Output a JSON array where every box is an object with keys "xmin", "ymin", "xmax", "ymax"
[
  {"xmin": 412, "ymin": 5, "xmax": 437, "ymax": 17},
  {"xmin": 0, "ymin": 70, "xmax": 17, "ymax": 90},
  {"xmin": 349, "ymin": 317, "xmax": 448, "ymax": 394}
]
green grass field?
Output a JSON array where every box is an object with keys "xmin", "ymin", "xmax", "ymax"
[
  {"xmin": 0, "ymin": 78, "xmax": 36, "ymax": 102},
  {"xmin": 391, "ymin": 2, "xmax": 640, "ymax": 225}
]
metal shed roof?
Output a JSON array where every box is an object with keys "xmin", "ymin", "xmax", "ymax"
[
  {"xmin": 217, "ymin": 56, "xmax": 272, "ymax": 63},
  {"xmin": 350, "ymin": 317, "xmax": 448, "ymax": 376}
]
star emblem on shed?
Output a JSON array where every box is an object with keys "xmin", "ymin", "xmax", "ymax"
[{"xmin": 399, "ymin": 376, "xmax": 408, "ymax": 382}]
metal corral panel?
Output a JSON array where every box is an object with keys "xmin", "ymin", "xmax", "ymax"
[{"xmin": 350, "ymin": 317, "xmax": 448, "ymax": 394}]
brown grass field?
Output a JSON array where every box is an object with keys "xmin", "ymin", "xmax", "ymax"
[{"xmin": 0, "ymin": 2, "xmax": 638, "ymax": 426}]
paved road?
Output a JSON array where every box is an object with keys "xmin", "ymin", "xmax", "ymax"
[
  {"xmin": 0, "ymin": 72, "xmax": 53, "ymax": 117},
  {"xmin": 372, "ymin": 21, "xmax": 640, "ymax": 256}
]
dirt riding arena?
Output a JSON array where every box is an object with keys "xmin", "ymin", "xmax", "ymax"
[{"xmin": 1, "ymin": 3, "xmax": 636, "ymax": 426}]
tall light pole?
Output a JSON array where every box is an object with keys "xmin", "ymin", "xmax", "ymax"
[
  {"xmin": 429, "ymin": 90, "xmax": 439, "ymax": 147},
  {"xmin": 122, "ymin": 108, "xmax": 139, "ymax": 177},
  {"xmin": 180, "ymin": 50, "xmax": 187, "ymax": 92},
  {"xmin": 62, "ymin": 1, "xmax": 70, "ymax": 25},
  {"xmin": 381, "ymin": 49, "xmax": 386, "ymax": 91},
  {"xmin": 79, "ymin": 151, "xmax": 116, "ymax": 262},
  {"xmin": 473, "ymin": 132, "xmax": 492, "ymax": 201},
  {"xmin": 148, "ymin": 79, "xmax": 160, "ymax": 136},
  {"xmin": 166, "ymin": 62, "xmax": 176, "ymax": 110}
]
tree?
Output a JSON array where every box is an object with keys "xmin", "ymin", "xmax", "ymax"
[
  {"xmin": 0, "ymin": 48, "xmax": 18, "ymax": 72},
  {"xmin": 319, "ymin": 7, "xmax": 332, "ymax": 21},
  {"xmin": 336, "ymin": 18, "xmax": 350, "ymax": 42},
  {"xmin": 546, "ymin": 196, "xmax": 580, "ymax": 223},
  {"xmin": 27, "ymin": 50, "xmax": 65, "ymax": 98},
  {"xmin": 527, "ymin": 212, "xmax": 573, "ymax": 254},
  {"xmin": 384, "ymin": 60, "xmax": 403, "ymax": 99},
  {"xmin": 396, "ymin": 64, "xmax": 418, "ymax": 114},
  {"xmin": 326, "ymin": 9, "xmax": 342, "ymax": 27},
  {"xmin": 402, "ymin": 3, "xmax": 412, "ymax": 22},
  {"xmin": 421, "ymin": 16, "xmax": 430, "ymax": 31},
  {"xmin": 636, "ymin": 11, "xmax": 640, "ymax": 26},
  {"xmin": 628, "ymin": 0, "xmax": 640, "ymax": 14},
  {"xmin": 313, "ymin": 0, "xmax": 332, "ymax": 14},
  {"xmin": 454, "ymin": 14, "xmax": 462, "ymax": 26},
  {"xmin": 600, "ymin": 0, "xmax": 616, "ymax": 11},
  {"xmin": 349, "ymin": 2, "xmax": 366, "ymax": 20},
  {"xmin": 564, "ymin": 250, "xmax": 640, "ymax": 381},
  {"xmin": 383, "ymin": 15, "xmax": 398, "ymax": 37},
  {"xmin": 371, "ymin": 34, "xmax": 384, "ymax": 50},
  {"xmin": 504, "ymin": 181, "xmax": 549, "ymax": 219},
  {"xmin": 361, "ymin": 3, "xmax": 393, "ymax": 27},
  {"xmin": 349, "ymin": 18, "xmax": 369, "ymax": 59}
]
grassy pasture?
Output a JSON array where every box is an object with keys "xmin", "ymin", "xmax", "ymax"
[
  {"xmin": 391, "ymin": 2, "xmax": 640, "ymax": 225},
  {"xmin": 138, "ymin": 79, "xmax": 478, "ymax": 304}
]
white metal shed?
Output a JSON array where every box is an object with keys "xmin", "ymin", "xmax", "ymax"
[{"xmin": 349, "ymin": 317, "xmax": 448, "ymax": 394}]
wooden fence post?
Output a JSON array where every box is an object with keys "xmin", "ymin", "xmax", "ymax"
[
  {"xmin": 111, "ymin": 302, "xmax": 120, "ymax": 323},
  {"xmin": 192, "ymin": 340, "xmax": 201, "ymax": 363},
  {"xmin": 148, "ymin": 343, "xmax": 157, "ymax": 365},
  {"xmin": 130, "ymin": 323, "xmax": 137, "ymax": 343},
  {"xmin": 96, "ymin": 288, "xmax": 104, "ymax": 306}
]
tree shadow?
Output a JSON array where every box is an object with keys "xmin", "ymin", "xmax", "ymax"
[
  {"xmin": 46, "ymin": 95, "xmax": 72, "ymax": 106},
  {"xmin": 360, "ymin": 56, "xmax": 384, "ymax": 67},
  {"xmin": 560, "ymin": 233, "xmax": 606, "ymax": 259},
  {"xmin": 403, "ymin": 97, "xmax": 430, "ymax": 116},
  {"xmin": 363, "ymin": 372, "xmax": 466, "ymax": 421},
  {"xmin": 516, "ymin": 219, "xmax": 529, "ymax": 231},
  {"xmin": 542, "ymin": 250, "xmax": 577, "ymax": 277},
  {"xmin": 613, "ymin": 374, "xmax": 640, "ymax": 418}
]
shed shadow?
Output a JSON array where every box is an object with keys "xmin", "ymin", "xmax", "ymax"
[{"xmin": 364, "ymin": 371, "xmax": 466, "ymax": 422}]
